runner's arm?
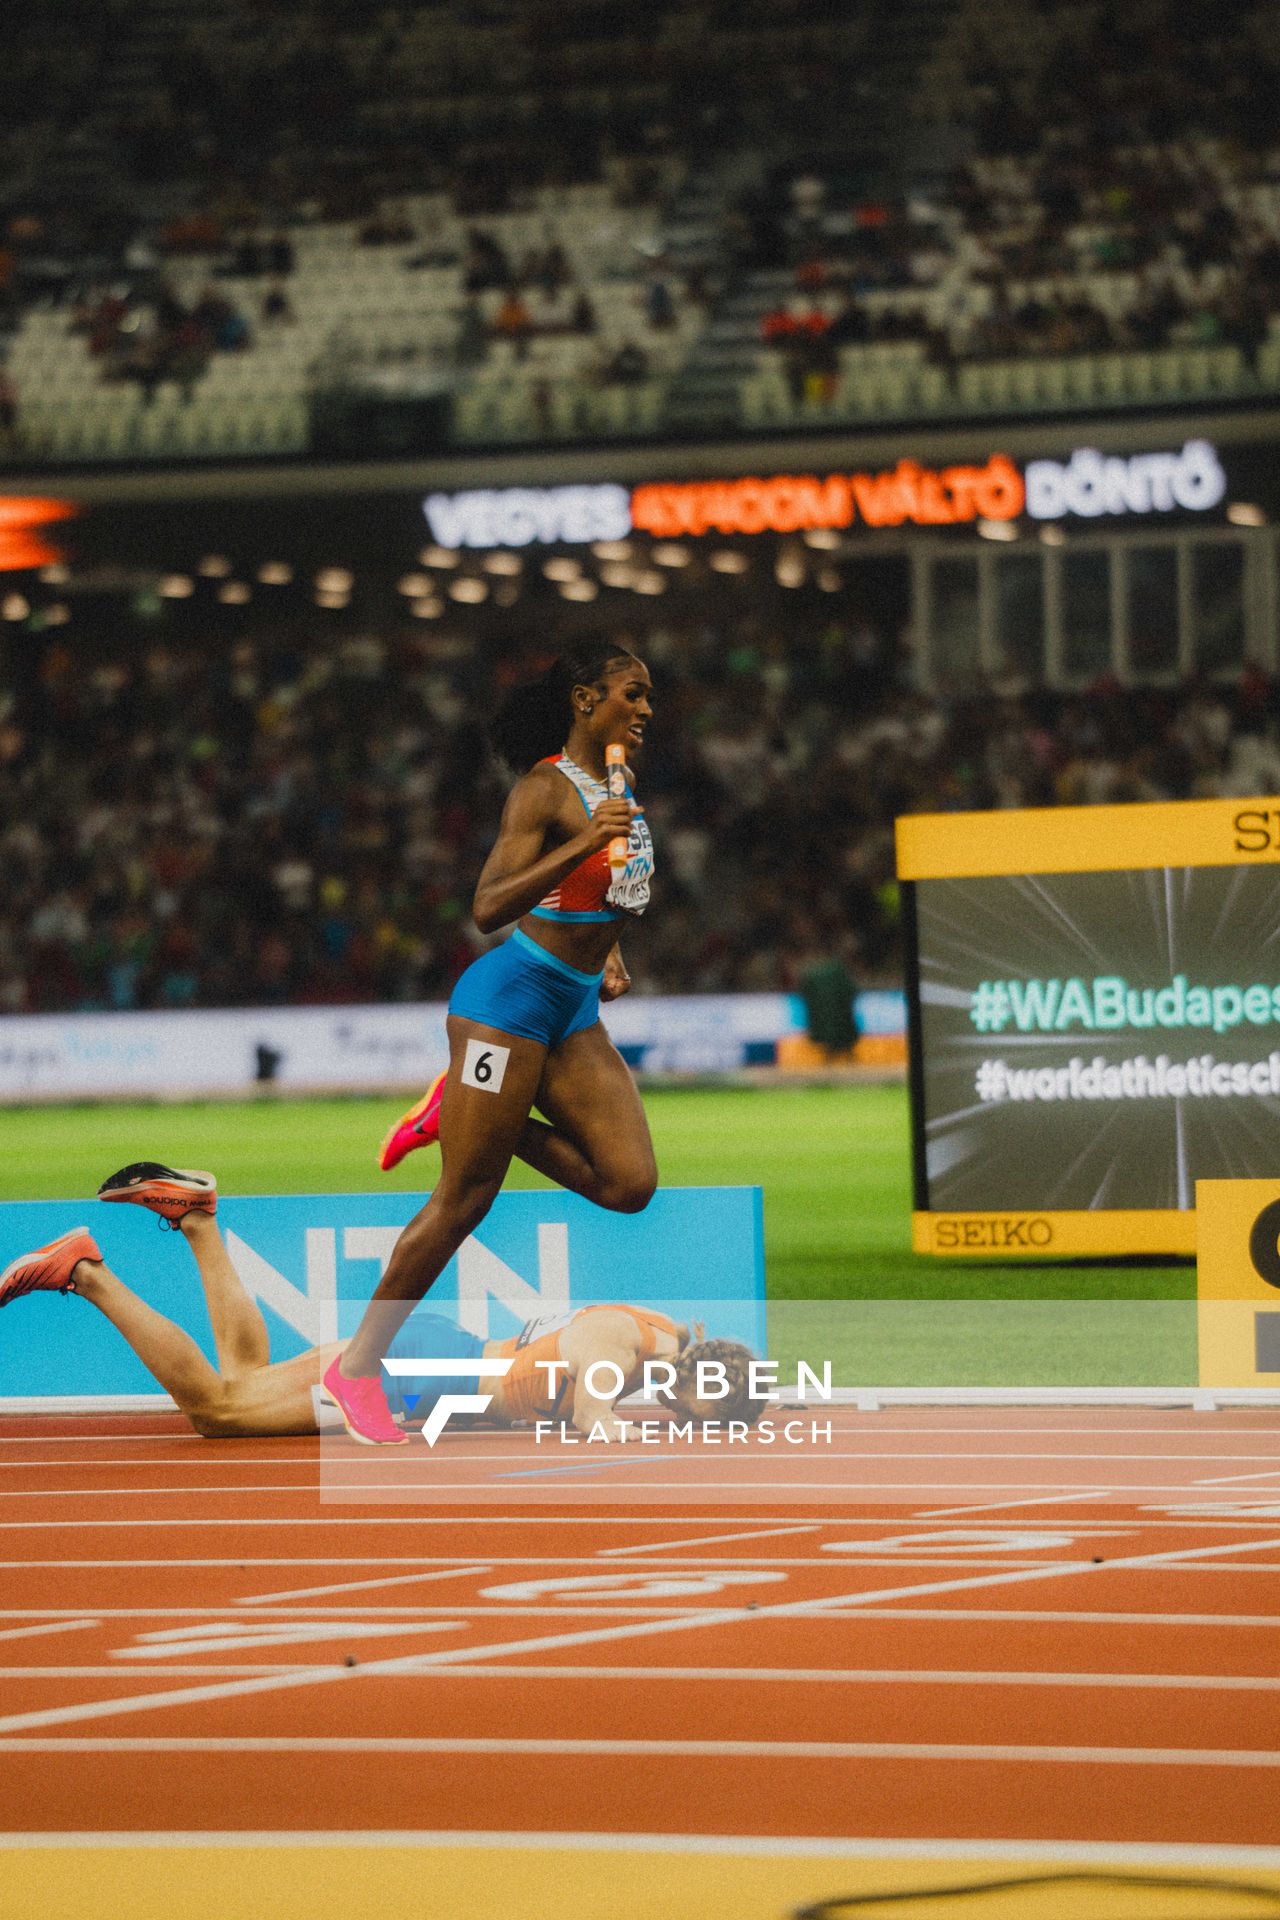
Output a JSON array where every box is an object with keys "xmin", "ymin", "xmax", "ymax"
[{"xmin": 472, "ymin": 772, "xmax": 633, "ymax": 933}]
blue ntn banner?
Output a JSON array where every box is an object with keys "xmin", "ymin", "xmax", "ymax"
[{"xmin": 0, "ymin": 1187, "xmax": 765, "ymax": 1403}]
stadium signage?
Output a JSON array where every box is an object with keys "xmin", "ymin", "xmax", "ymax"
[
  {"xmin": 423, "ymin": 484, "xmax": 632, "ymax": 548},
  {"xmin": 632, "ymin": 457, "xmax": 1025, "ymax": 533},
  {"xmin": 422, "ymin": 441, "xmax": 1228, "ymax": 549},
  {"xmin": 933, "ymin": 1217, "xmax": 1055, "ymax": 1250},
  {"xmin": 1024, "ymin": 441, "xmax": 1226, "ymax": 521},
  {"xmin": 0, "ymin": 496, "xmax": 78, "ymax": 572}
]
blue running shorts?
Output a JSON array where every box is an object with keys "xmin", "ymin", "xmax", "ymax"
[
  {"xmin": 382, "ymin": 1310, "xmax": 487, "ymax": 1420},
  {"xmin": 448, "ymin": 927, "xmax": 603, "ymax": 1047}
]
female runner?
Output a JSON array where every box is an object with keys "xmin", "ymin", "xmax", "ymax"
[{"xmin": 325, "ymin": 640, "xmax": 658, "ymax": 1440}]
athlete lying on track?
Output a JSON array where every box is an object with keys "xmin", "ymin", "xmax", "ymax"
[{"xmin": 0, "ymin": 1163, "xmax": 758, "ymax": 1441}]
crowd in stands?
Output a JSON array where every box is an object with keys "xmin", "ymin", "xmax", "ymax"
[
  {"xmin": 742, "ymin": 1, "xmax": 1280, "ymax": 401},
  {"xmin": 68, "ymin": 279, "xmax": 254, "ymax": 404},
  {"xmin": 3, "ymin": 600, "xmax": 1279, "ymax": 1018},
  {"xmin": 3, "ymin": 0, "xmax": 1280, "ymax": 453}
]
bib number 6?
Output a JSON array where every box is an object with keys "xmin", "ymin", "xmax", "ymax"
[{"xmin": 462, "ymin": 1038, "xmax": 510, "ymax": 1093}]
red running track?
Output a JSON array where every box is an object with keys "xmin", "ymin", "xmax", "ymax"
[{"xmin": 0, "ymin": 1406, "xmax": 1278, "ymax": 1851}]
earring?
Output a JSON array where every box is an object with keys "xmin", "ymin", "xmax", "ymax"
[{"xmin": 582, "ymin": 704, "xmax": 593, "ymax": 715}]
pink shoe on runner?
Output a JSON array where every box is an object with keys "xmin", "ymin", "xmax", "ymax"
[
  {"xmin": 321, "ymin": 1355, "xmax": 409, "ymax": 1444},
  {"xmin": 378, "ymin": 1070, "xmax": 446, "ymax": 1172}
]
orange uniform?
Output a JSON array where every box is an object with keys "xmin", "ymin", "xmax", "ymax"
[{"xmin": 489, "ymin": 1305, "xmax": 680, "ymax": 1422}]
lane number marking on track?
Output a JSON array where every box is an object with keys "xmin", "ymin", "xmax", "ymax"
[
  {"xmin": 478, "ymin": 1572, "xmax": 787, "ymax": 1602},
  {"xmin": 822, "ymin": 1530, "xmax": 1082, "ymax": 1556}
]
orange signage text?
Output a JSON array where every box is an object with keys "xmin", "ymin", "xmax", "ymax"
[
  {"xmin": 0, "ymin": 497, "xmax": 78, "ymax": 573},
  {"xmin": 630, "ymin": 456, "xmax": 1024, "ymax": 538}
]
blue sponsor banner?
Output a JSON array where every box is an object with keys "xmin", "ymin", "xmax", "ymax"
[{"xmin": 0, "ymin": 1187, "xmax": 764, "ymax": 1402}]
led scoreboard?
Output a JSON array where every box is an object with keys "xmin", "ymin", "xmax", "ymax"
[{"xmin": 897, "ymin": 797, "xmax": 1280, "ymax": 1257}]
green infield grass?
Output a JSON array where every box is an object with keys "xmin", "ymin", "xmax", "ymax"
[{"xmin": 0, "ymin": 1084, "xmax": 1196, "ymax": 1385}]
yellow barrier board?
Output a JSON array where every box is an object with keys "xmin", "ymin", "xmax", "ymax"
[
  {"xmin": 913, "ymin": 1208, "xmax": 1195, "ymax": 1258},
  {"xmin": 897, "ymin": 795, "xmax": 1280, "ymax": 880},
  {"xmin": 1196, "ymin": 1178, "xmax": 1280, "ymax": 1387},
  {"xmin": 7, "ymin": 1843, "xmax": 1278, "ymax": 1920}
]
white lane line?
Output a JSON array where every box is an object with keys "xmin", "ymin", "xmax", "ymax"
[
  {"xmin": 488, "ymin": 1451, "xmax": 1280, "ymax": 1467},
  {"xmin": 1198, "ymin": 1470, "xmax": 1280, "ymax": 1485},
  {"xmin": 112, "ymin": 1622, "xmax": 464, "ymax": 1659},
  {"xmin": 0, "ymin": 1606, "xmax": 745, "ymax": 1621},
  {"xmin": 0, "ymin": 1735, "xmax": 1276, "ymax": 1767},
  {"xmin": 7, "ymin": 1664, "xmax": 1277, "ymax": 1692},
  {"xmin": 4, "ymin": 1604, "xmax": 1280, "ymax": 1628},
  {"xmin": 14, "ymin": 1551, "xmax": 1280, "ymax": 1582},
  {"xmin": 236, "ymin": 1566, "xmax": 493, "ymax": 1606},
  {"xmin": 312, "ymin": 1481, "xmax": 1280, "ymax": 1494},
  {"xmin": 7, "ymin": 1602, "xmax": 1280, "ymax": 1627},
  {"xmin": 0, "ymin": 1486, "xmax": 334, "ymax": 1499},
  {"xmin": 7, "ymin": 1523, "xmax": 1270, "ymax": 1572},
  {"xmin": 0, "ymin": 1459, "xmax": 331, "ymax": 1470},
  {"xmin": 15, "ymin": 1451, "xmax": 1274, "ymax": 1469},
  {"xmin": 917, "ymin": 1492, "xmax": 1107, "ymax": 1518},
  {"xmin": 597, "ymin": 1524, "xmax": 821, "ymax": 1558},
  {"xmin": 6, "ymin": 1484, "xmax": 1280, "ymax": 1516},
  {"xmin": 359, "ymin": 1662, "xmax": 1280, "ymax": 1692},
  {"xmin": 0, "ymin": 1619, "xmax": 99, "ymax": 1645},
  {"xmin": 0, "ymin": 1436, "xmax": 202, "ymax": 1446},
  {"xmin": 2, "ymin": 1529, "xmax": 1277, "ymax": 1737},
  {"xmin": 2, "ymin": 1832, "xmax": 1279, "ymax": 1871},
  {"xmin": 2, "ymin": 1666, "xmax": 344, "ymax": 1678},
  {"xmin": 2, "ymin": 1510, "xmax": 1278, "ymax": 1530},
  {"xmin": 0, "ymin": 1424, "xmax": 1274, "ymax": 1443}
]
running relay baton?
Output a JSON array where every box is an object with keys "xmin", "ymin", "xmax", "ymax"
[{"xmin": 605, "ymin": 742, "xmax": 629, "ymax": 892}]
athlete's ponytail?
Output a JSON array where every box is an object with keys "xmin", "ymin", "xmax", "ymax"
[{"xmin": 490, "ymin": 640, "xmax": 640, "ymax": 773}]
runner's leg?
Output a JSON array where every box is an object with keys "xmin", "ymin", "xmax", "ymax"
[
  {"xmin": 71, "ymin": 1256, "xmax": 226, "ymax": 1420},
  {"xmin": 517, "ymin": 1020, "xmax": 657, "ymax": 1212},
  {"xmin": 339, "ymin": 1014, "xmax": 549, "ymax": 1377},
  {"xmin": 181, "ymin": 1211, "xmax": 271, "ymax": 1375}
]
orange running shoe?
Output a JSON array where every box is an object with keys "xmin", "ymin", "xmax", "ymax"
[
  {"xmin": 321, "ymin": 1355, "xmax": 409, "ymax": 1445},
  {"xmin": 0, "ymin": 1228, "xmax": 101, "ymax": 1308},
  {"xmin": 97, "ymin": 1162, "xmax": 217, "ymax": 1227},
  {"xmin": 378, "ymin": 1070, "xmax": 446, "ymax": 1171}
]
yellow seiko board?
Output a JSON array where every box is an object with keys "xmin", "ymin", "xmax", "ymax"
[
  {"xmin": 900, "ymin": 796, "xmax": 1280, "ymax": 1257},
  {"xmin": 1196, "ymin": 1178, "xmax": 1280, "ymax": 1387}
]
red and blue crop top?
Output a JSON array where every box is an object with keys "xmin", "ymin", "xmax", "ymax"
[{"xmin": 531, "ymin": 753, "xmax": 655, "ymax": 924}]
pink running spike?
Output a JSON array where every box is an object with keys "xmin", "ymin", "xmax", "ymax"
[
  {"xmin": 321, "ymin": 1356, "xmax": 409, "ymax": 1445},
  {"xmin": 378, "ymin": 1069, "xmax": 446, "ymax": 1171}
]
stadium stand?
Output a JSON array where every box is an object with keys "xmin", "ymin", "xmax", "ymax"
[{"xmin": 4, "ymin": 0, "xmax": 1278, "ymax": 458}]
